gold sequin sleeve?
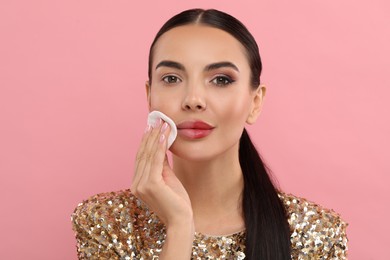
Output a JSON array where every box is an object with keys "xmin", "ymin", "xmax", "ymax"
[
  {"xmin": 71, "ymin": 194, "xmax": 121, "ymax": 259},
  {"xmin": 280, "ymin": 193, "xmax": 349, "ymax": 259},
  {"xmin": 71, "ymin": 190, "xmax": 167, "ymax": 259}
]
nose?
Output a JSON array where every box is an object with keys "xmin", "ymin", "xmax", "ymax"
[{"xmin": 181, "ymin": 82, "xmax": 206, "ymax": 111}]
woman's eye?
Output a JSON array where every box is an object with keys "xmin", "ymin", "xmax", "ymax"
[
  {"xmin": 162, "ymin": 75, "xmax": 181, "ymax": 84},
  {"xmin": 211, "ymin": 76, "xmax": 233, "ymax": 86}
]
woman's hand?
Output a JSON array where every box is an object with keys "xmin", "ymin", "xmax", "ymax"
[
  {"xmin": 132, "ymin": 119, "xmax": 194, "ymax": 258},
  {"xmin": 131, "ymin": 119, "xmax": 194, "ymax": 229}
]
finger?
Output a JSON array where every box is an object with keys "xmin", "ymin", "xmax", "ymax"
[
  {"xmin": 136, "ymin": 119, "xmax": 164, "ymax": 187},
  {"xmin": 140, "ymin": 120, "xmax": 167, "ymax": 185},
  {"xmin": 132, "ymin": 125, "xmax": 153, "ymax": 189},
  {"xmin": 148, "ymin": 122, "xmax": 171, "ymax": 182},
  {"xmin": 161, "ymin": 155, "xmax": 173, "ymax": 179},
  {"xmin": 133, "ymin": 121, "xmax": 161, "ymax": 189},
  {"xmin": 163, "ymin": 154, "xmax": 171, "ymax": 168}
]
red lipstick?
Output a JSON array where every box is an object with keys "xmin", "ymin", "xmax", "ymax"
[{"xmin": 176, "ymin": 120, "xmax": 214, "ymax": 139}]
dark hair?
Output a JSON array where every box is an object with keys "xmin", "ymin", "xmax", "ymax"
[{"xmin": 147, "ymin": 9, "xmax": 291, "ymax": 259}]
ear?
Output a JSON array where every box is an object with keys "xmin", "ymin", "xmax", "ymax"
[
  {"xmin": 145, "ymin": 80, "xmax": 151, "ymax": 110},
  {"xmin": 246, "ymin": 85, "xmax": 266, "ymax": 125}
]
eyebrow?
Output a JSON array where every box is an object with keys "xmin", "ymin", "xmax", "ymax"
[
  {"xmin": 155, "ymin": 60, "xmax": 239, "ymax": 72},
  {"xmin": 155, "ymin": 60, "xmax": 185, "ymax": 71},
  {"xmin": 205, "ymin": 62, "xmax": 239, "ymax": 72}
]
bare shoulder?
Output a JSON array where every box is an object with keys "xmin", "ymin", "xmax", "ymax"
[{"xmin": 278, "ymin": 192, "xmax": 348, "ymax": 259}]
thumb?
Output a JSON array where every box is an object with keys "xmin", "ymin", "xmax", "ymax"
[
  {"xmin": 162, "ymin": 155, "xmax": 172, "ymax": 171},
  {"xmin": 162, "ymin": 155, "xmax": 176, "ymax": 179}
]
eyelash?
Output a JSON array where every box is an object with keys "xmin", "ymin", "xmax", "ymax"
[
  {"xmin": 162, "ymin": 75, "xmax": 181, "ymax": 84},
  {"xmin": 210, "ymin": 75, "xmax": 235, "ymax": 86},
  {"xmin": 161, "ymin": 74, "xmax": 235, "ymax": 86}
]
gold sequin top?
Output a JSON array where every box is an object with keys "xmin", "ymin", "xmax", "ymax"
[{"xmin": 71, "ymin": 189, "xmax": 348, "ymax": 259}]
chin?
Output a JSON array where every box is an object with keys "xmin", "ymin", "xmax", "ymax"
[
  {"xmin": 170, "ymin": 144, "xmax": 217, "ymax": 163},
  {"xmin": 170, "ymin": 140, "xmax": 239, "ymax": 163}
]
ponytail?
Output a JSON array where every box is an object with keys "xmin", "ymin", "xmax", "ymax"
[{"xmin": 239, "ymin": 129, "xmax": 291, "ymax": 259}]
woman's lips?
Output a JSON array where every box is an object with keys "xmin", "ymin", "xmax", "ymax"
[{"xmin": 176, "ymin": 121, "xmax": 214, "ymax": 139}]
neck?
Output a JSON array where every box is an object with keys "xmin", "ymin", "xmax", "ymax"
[{"xmin": 172, "ymin": 143, "xmax": 244, "ymax": 235}]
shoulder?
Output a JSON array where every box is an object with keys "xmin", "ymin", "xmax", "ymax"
[
  {"xmin": 71, "ymin": 189, "xmax": 155, "ymax": 231},
  {"xmin": 71, "ymin": 189, "xmax": 164, "ymax": 258},
  {"xmin": 72, "ymin": 189, "xmax": 135, "ymax": 217},
  {"xmin": 278, "ymin": 192, "xmax": 348, "ymax": 259},
  {"xmin": 71, "ymin": 189, "xmax": 136, "ymax": 231}
]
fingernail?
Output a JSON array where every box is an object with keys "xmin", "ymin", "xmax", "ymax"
[
  {"xmin": 161, "ymin": 122, "xmax": 168, "ymax": 132},
  {"xmin": 159, "ymin": 134, "xmax": 165, "ymax": 143},
  {"xmin": 154, "ymin": 118, "xmax": 162, "ymax": 128},
  {"xmin": 145, "ymin": 125, "xmax": 152, "ymax": 133}
]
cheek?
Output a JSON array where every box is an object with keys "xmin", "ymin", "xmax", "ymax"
[
  {"xmin": 149, "ymin": 93, "xmax": 163, "ymax": 110},
  {"xmin": 149, "ymin": 87, "xmax": 166, "ymax": 108},
  {"xmin": 214, "ymin": 94, "xmax": 251, "ymax": 123},
  {"xmin": 149, "ymin": 88, "xmax": 179, "ymax": 111}
]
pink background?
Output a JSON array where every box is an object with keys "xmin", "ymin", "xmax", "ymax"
[{"xmin": 1, "ymin": 1, "xmax": 389, "ymax": 259}]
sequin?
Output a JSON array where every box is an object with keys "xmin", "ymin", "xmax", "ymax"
[{"xmin": 71, "ymin": 190, "xmax": 348, "ymax": 259}]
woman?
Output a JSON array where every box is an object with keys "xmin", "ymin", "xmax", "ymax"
[{"xmin": 72, "ymin": 9, "xmax": 348, "ymax": 259}]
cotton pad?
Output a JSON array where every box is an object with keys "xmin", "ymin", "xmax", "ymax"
[{"xmin": 147, "ymin": 111, "xmax": 177, "ymax": 148}]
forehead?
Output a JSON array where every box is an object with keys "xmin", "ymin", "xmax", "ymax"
[{"xmin": 152, "ymin": 25, "xmax": 249, "ymax": 69}]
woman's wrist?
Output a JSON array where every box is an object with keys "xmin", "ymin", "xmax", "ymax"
[
  {"xmin": 166, "ymin": 218, "xmax": 195, "ymax": 235},
  {"xmin": 166, "ymin": 212, "xmax": 195, "ymax": 237},
  {"xmin": 165, "ymin": 206, "xmax": 194, "ymax": 228},
  {"xmin": 160, "ymin": 219, "xmax": 195, "ymax": 259}
]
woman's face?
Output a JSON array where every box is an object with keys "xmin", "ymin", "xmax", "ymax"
[{"xmin": 148, "ymin": 25, "xmax": 264, "ymax": 161}]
